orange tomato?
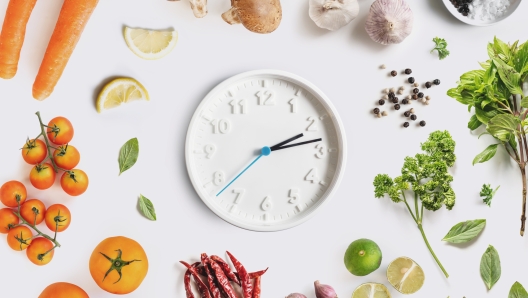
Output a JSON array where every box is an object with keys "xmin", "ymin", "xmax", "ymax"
[
  {"xmin": 0, "ymin": 208, "xmax": 19, "ymax": 234},
  {"xmin": 89, "ymin": 236, "xmax": 149, "ymax": 294},
  {"xmin": 29, "ymin": 163, "xmax": 56, "ymax": 190},
  {"xmin": 38, "ymin": 282, "xmax": 89, "ymax": 298},
  {"xmin": 7, "ymin": 226, "xmax": 33, "ymax": 251},
  {"xmin": 21, "ymin": 139, "xmax": 47, "ymax": 165},
  {"xmin": 47, "ymin": 117, "xmax": 74, "ymax": 145},
  {"xmin": 60, "ymin": 169, "xmax": 88, "ymax": 196},
  {"xmin": 0, "ymin": 180, "xmax": 27, "ymax": 207},
  {"xmin": 20, "ymin": 199, "xmax": 46, "ymax": 225},
  {"xmin": 27, "ymin": 237, "xmax": 54, "ymax": 265},
  {"xmin": 45, "ymin": 204, "xmax": 71, "ymax": 232},
  {"xmin": 53, "ymin": 145, "xmax": 80, "ymax": 170}
]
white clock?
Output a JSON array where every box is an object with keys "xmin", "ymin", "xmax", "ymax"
[{"xmin": 185, "ymin": 70, "xmax": 346, "ymax": 231}]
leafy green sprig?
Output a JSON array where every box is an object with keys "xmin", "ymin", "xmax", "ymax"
[
  {"xmin": 480, "ymin": 184, "xmax": 500, "ymax": 207},
  {"xmin": 431, "ymin": 37, "xmax": 450, "ymax": 60},
  {"xmin": 374, "ymin": 130, "xmax": 456, "ymax": 278}
]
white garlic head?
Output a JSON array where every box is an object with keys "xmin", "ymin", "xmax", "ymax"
[
  {"xmin": 309, "ymin": 0, "xmax": 359, "ymax": 31},
  {"xmin": 365, "ymin": 0, "xmax": 413, "ymax": 45}
]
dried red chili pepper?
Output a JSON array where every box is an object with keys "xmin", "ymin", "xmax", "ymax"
[
  {"xmin": 234, "ymin": 268, "xmax": 269, "ymax": 281},
  {"xmin": 226, "ymin": 251, "xmax": 253, "ymax": 298},
  {"xmin": 252, "ymin": 276, "xmax": 261, "ymax": 298},
  {"xmin": 210, "ymin": 258, "xmax": 238, "ymax": 298},
  {"xmin": 211, "ymin": 255, "xmax": 241, "ymax": 285},
  {"xmin": 180, "ymin": 261, "xmax": 212, "ymax": 298},
  {"xmin": 196, "ymin": 266, "xmax": 207, "ymax": 277},
  {"xmin": 201, "ymin": 253, "xmax": 223, "ymax": 298},
  {"xmin": 184, "ymin": 269, "xmax": 195, "ymax": 298}
]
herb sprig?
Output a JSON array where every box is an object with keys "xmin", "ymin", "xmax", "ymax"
[
  {"xmin": 431, "ymin": 37, "xmax": 450, "ymax": 60},
  {"xmin": 480, "ymin": 184, "xmax": 500, "ymax": 207}
]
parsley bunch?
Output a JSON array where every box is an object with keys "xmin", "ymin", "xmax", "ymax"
[
  {"xmin": 374, "ymin": 130, "xmax": 456, "ymax": 278},
  {"xmin": 431, "ymin": 37, "xmax": 450, "ymax": 60}
]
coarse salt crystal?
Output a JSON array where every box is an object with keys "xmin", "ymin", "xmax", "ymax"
[{"xmin": 469, "ymin": 0, "xmax": 511, "ymax": 21}]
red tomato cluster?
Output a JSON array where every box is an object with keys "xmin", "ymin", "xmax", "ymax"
[
  {"xmin": 0, "ymin": 180, "xmax": 71, "ymax": 266},
  {"xmin": 22, "ymin": 116, "xmax": 88, "ymax": 196}
]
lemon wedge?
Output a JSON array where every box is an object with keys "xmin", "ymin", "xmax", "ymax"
[
  {"xmin": 352, "ymin": 283, "xmax": 392, "ymax": 298},
  {"xmin": 124, "ymin": 27, "xmax": 178, "ymax": 60},
  {"xmin": 386, "ymin": 257, "xmax": 425, "ymax": 294},
  {"xmin": 96, "ymin": 78, "xmax": 149, "ymax": 113}
]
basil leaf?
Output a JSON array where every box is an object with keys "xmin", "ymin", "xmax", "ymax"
[
  {"xmin": 480, "ymin": 245, "xmax": 501, "ymax": 290},
  {"xmin": 509, "ymin": 281, "xmax": 528, "ymax": 298},
  {"xmin": 493, "ymin": 58, "xmax": 524, "ymax": 95},
  {"xmin": 473, "ymin": 144, "xmax": 499, "ymax": 165},
  {"xmin": 118, "ymin": 138, "xmax": 139, "ymax": 175},
  {"xmin": 468, "ymin": 114, "xmax": 482, "ymax": 130},
  {"xmin": 521, "ymin": 96, "xmax": 528, "ymax": 109},
  {"xmin": 514, "ymin": 41, "xmax": 528, "ymax": 75},
  {"xmin": 493, "ymin": 37, "xmax": 512, "ymax": 62},
  {"xmin": 487, "ymin": 114, "xmax": 519, "ymax": 142},
  {"xmin": 475, "ymin": 106, "xmax": 499, "ymax": 125},
  {"xmin": 442, "ymin": 219, "xmax": 486, "ymax": 243},
  {"xmin": 138, "ymin": 194, "xmax": 156, "ymax": 221}
]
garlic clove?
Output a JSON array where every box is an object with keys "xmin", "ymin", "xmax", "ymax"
[
  {"xmin": 286, "ymin": 294, "xmax": 308, "ymax": 298},
  {"xmin": 314, "ymin": 280, "xmax": 338, "ymax": 298},
  {"xmin": 365, "ymin": 0, "xmax": 413, "ymax": 45},
  {"xmin": 309, "ymin": 0, "xmax": 359, "ymax": 31}
]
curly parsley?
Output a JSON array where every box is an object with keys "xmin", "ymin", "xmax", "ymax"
[
  {"xmin": 480, "ymin": 184, "xmax": 500, "ymax": 207},
  {"xmin": 431, "ymin": 37, "xmax": 450, "ymax": 60}
]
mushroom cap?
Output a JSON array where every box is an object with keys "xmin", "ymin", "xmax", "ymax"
[
  {"xmin": 309, "ymin": 0, "xmax": 359, "ymax": 31},
  {"xmin": 234, "ymin": 0, "xmax": 282, "ymax": 34},
  {"xmin": 365, "ymin": 0, "xmax": 413, "ymax": 45}
]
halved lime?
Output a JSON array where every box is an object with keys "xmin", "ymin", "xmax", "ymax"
[
  {"xmin": 352, "ymin": 283, "xmax": 391, "ymax": 298},
  {"xmin": 386, "ymin": 257, "xmax": 425, "ymax": 294}
]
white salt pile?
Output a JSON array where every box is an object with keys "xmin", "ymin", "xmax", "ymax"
[{"xmin": 468, "ymin": 0, "xmax": 511, "ymax": 21}]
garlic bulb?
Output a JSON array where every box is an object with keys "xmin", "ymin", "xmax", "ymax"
[
  {"xmin": 314, "ymin": 280, "xmax": 338, "ymax": 298},
  {"xmin": 309, "ymin": 0, "xmax": 359, "ymax": 31},
  {"xmin": 286, "ymin": 294, "xmax": 307, "ymax": 298},
  {"xmin": 365, "ymin": 0, "xmax": 413, "ymax": 45}
]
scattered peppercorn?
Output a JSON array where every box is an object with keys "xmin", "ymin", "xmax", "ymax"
[
  {"xmin": 388, "ymin": 92, "xmax": 395, "ymax": 99},
  {"xmin": 373, "ymin": 108, "xmax": 380, "ymax": 114},
  {"xmin": 392, "ymin": 97, "xmax": 399, "ymax": 103},
  {"xmin": 425, "ymin": 82, "xmax": 432, "ymax": 88},
  {"xmin": 401, "ymin": 98, "xmax": 409, "ymax": 104},
  {"xmin": 425, "ymin": 95, "xmax": 431, "ymax": 100},
  {"xmin": 412, "ymin": 94, "xmax": 418, "ymax": 100},
  {"xmin": 421, "ymin": 98, "xmax": 427, "ymax": 103},
  {"xmin": 404, "ymin": 111, "xmax": 411, "ymax": 117},
  {"xmin": 410, "ymin": 114, "xmax": 417, "ymax": 121},
  {"xmin": 408, "ymin": 77, "xmax": 415, "ymax": 84},
  {"xmin": 397, "ymin": 89, "xmax": 403, "ymax": 95},
  {"xmin": 390, "ymin": 87, "xmax": 396, "ymax": 93},
  {"xmin": 413, "ymin": 88, "xmax": 419, "ymax": 94},
  {"xmin": 405, "ymin": 69, "xmax": 412, "ymax": 75},
  {"xmin": 391, "ymin": 70, "xmax": 397, "ymax": 76},
  {"xmin": 379, "ymin": 99, "xmax": 385, "ymax": 105},
  {"xmin": 410, "ymin": 108, "xmax": 415, "ymax": 113},
  {"xmin": 403, "ymin": 122, "xmax": 409, "ymax": 128},
  {"xmin": 418, "ymin": 92, "xmax": 424, "ymax": 98},
  {"xmin": 413, "ymin": 82, "xmax": 419, "ymax": 87},
  {"xmin": 380, "ymin": 64, "xmax": 386, "ymax": 69},
  {"xmin": 433, "ymin": 79, "xmax": 440, "ymax": 85},
  {"xmin": 394, "ymin": 104, "xmax": 401, "ymax": 110},
  {"xmin": 381, "ymin": 111, "xmax": 388, "ymax": 116},
  {"xmin": 420, "ymin": 120, "xmax": 426, "ymax": 127}
]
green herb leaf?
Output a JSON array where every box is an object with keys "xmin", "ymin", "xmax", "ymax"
[
  {"xmin": 509, "ymin": 281, "xmax": 528, "ymax": 298},
  {"xmin": 442, "ymin": 219, "xmax": 486, "ymax": 243},
  {"xmin": 480, "ymin": 245, "xmax": 501, "ymax": 290},
  {"xmin": 487, "ymin": 114, "xmax": 520, "ymax": 142},
  {"xmin": 514, "ymin": 41, "xmax": 528, "ymax": 75},
  {"xmin": 521, "ymin": 96, "xmax": 528, "ymax": 109},
  {"xmin": 138, "ymin": 194, "xmax": 156, "ymax": 221},
  {"xmin": 431, "ymin": 37, "xmax": 450, "ymax": 60},
  {"xmin": 468, "ymin": 114, "xmax": 482, "ymax": 130},
  {"xmin": 481, "ymin": 184, "xmax": 500, "ymax": 207},
  {"xmin": 473, "ymin": 144, "xmax": 499, "ymax": 165},
  {"xmin": 493, "ymin": 58, "xmax": 524, "ymax": 95},
  {"xmin": 118, "ymin": 138, "xmax": 139, "ymax": 175}
]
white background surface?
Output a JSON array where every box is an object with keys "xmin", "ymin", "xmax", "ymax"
[{"xmin": 0, "ymin": 0, "xmax": 527, "ymax": 297}]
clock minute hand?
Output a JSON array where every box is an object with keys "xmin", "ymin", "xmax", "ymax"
[{"xmin": 270, "ymin": 133, "xmax": 322, "ymax": 152}]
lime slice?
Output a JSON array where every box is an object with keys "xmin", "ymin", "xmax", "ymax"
[
  {"xmin": 124, "ymin": 27, "xmax": 178, "ymax": 60},
  {"xmin": 96, "ymin": 78, "xmax": 149, "ymax": 113},
  {"xmin": 352, "ymin": 283, "xmax": 391, "ymax": 298},
  {"xmin": 387, "ymin": 257, "xmax": 425, "ymax": 294}
]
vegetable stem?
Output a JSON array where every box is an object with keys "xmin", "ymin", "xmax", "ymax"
[
  {"xmin": 35, "ymin": 111, "xmax": 59, "ymax": 172},
  {"xmin": 401, "ymin": 191, "xmax": 417, "ymax": 224},
  {"xmin": 417, "ymin": 224, "xmax": 449, "ymax": 278},
  {"xmin": 520, "ymin": 166, "xmax": 527, "ymax": 236}
]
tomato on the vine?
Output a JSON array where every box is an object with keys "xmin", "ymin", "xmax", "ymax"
[
  {"xmin": 29, "ymin": 163, "xmax": 56, "ymax": 190},
  {"xmin": 47, "ymin": 117, "xmax": 74, "ymax": 145},
  {"xmin": 7, "ymin": 226, "xmax": 33, "ymax": 251},
  {"xmin": 0, "ymin": 180, "xmax": 27, "ymax": 207},
  {"xmin": 27, "ymin": 237, "xmax": 54, "ymax": 265},
  {"xmin": 39, "ymin": 282, "xmax": 89, "ymax": 298},
  {"xmin": 53, "ymin": 145, "xmax": 80, "ymax": 170},
  {"xmin": 44, "ymin": 204, "xmax": 71, "ymax": 232},
  {"xmin": 0, "ymin": 208, "xmax": 19, "ymax": 234},
  {"xmin": 60, "ymin": 169, "xmax": 88, "ymax": 196},
  {"xmin": 21, "ymin": 139, "xmax": 47, "ymax": 165},
  {"xmin": 20, "ymin": 199, "xmax": 46, "ymax": 225}
]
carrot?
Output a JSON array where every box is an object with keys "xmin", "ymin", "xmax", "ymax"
[
  {"xmin": 32, "ymin": 0, "xmax": 99, "ymax": 100},
  {"xmin": 0, "ymin": 0, "xmax": 38, "ymax": 79}
]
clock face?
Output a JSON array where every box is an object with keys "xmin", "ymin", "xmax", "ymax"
[{"xmin": 185, "ymin": 70, "xmax": 346, "ymax": 231}]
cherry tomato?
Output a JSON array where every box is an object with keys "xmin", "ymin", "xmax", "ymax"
[
  {"xmin": 7, "ymin": 225, "xmax": 33, "ymax": 251},
  {"xmin": 29, "ymin": 163, "xmax": 56, "ymax": 190},
  {"xmin": 44, "ymin": 204, "xmax": 71, "ymax": 232},
  {"xmin": 60, "ymin": 169, "xmax": 88, "ymax": 196},
  {"xmin": 20, "ymin": 199, "xmax": 46, "ymax": 225},
  {"xmin": 21, "ymin": 139, "xmax": 47, "ymax": 165},
  {"xmin": 0, "ymin": 208, "xmax": 19, "ymax": 234},
  {"xmin": 27, "ymin": 237, "xmax": 54, "ymax": 265},
  {"xmin": 53, "ymin": 145, "xmax": 80, "ymax": 170},
  {"xmin": 47, "ymin": 117, "xmax": 74, "ymax": 145},
  {"xmin": 0, "ymin": 180, "xmax": 27, "ymax": 207},
  {"xmin": 39, "ymin": 282, "xmax": 89, "ymax": 298}
]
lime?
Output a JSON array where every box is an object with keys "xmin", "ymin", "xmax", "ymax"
[
  {"xmin": 386, "ymin": 257, "xmax": 425, "ymax": 294},
  {"xmin": 352, "ymin": 283, "xmax": 391, "ymax": 298},
  {"xmin": 344, "ymin": 238, "xmax": 382, "ymax": 276}
]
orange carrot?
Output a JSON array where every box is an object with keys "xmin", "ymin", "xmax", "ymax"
[
  {"xmin": 32, "ymin": 0, "xmax": 99, "ymax": 100},
  {"xmin": 0, "ymin": 0, "xmax": 37, "ymax": 79}
]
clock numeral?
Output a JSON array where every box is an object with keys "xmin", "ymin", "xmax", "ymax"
[
  {"xmin": 213, "ymin": 171, "xmax": 225, "ymax": 186},
  {"xmin": 305, "ymin": 168, "xmax": 320, "ymax": 184},
  {"xmin": 229, "ymin": 99, "xmax": 248, "ymax": 114},
  {"xmin": 261, "ymin": 196, "xmax": 272, "ymax": 211},
  {"xmin": 233, "ymin": 188, "xmax": 245, "ymax": 204},
  {"xmin": 211, "ymin": 119, "xmax": 231, "ymax": 134},
  {"xmin": 289, "ymin": 98, "xmax": 298, "ymax": 113},
  {"xmin": 315, "ymin": 144, "xmax": 326, "ymax": 159},
  {"xmin": 204, "ymin": 144, "xmax": 216, "ymax": 159},
  {"xmin": 306, "ymin": 117, "xmax": 318, "ymax": 131},
  {"xmin": 288, "ymin": 188, "xmax": 300, "ymax": 204},
  {"xmin": 256, "ymin": 90, "xmax": 275, "ymax": 106}
]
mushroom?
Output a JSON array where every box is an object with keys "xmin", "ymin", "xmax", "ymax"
[
  {"xmin": 167, "ymin": 0, "xmax": 207, "ymax": 18},
  {"xmin": 365, "ymin": 0, "xmax": 413, "ymax": 45},
  {"xmin": 309, "ymin": 0, "xmax": 359, "ymax": 31},
  {"xmin": 222, "ymin": 0, "xmax": 282, "ymax": 34}
]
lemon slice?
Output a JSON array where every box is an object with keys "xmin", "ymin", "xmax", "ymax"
[
  {"xmin": 352, "ymin": 283, "xmax": 391, "ymax": 298},
  {"xmin": 96, "ymin": 78, "xmax": 149, "ymax": 113},
  {"xmin": 124, "ymin": 27, "xmax": 178, "ymax": 60},
  {"xmin": 387, "ymin": 257, "xmax": 425, "ymax": 294}
]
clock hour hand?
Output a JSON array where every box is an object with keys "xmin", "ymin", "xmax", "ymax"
[{"xmin": 270, "ymin": 133, "xmax": 322, "ymax": 152}]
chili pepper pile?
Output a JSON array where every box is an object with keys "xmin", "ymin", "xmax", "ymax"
[{"xmin": 180, "ymin": 251, "xmax": 268, "ymax": 298}]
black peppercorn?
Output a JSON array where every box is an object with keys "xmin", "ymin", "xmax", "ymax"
[
  {"xmin": 404, "ymin": 111, "xmax": 411, "ymax": 117},
  {"xmin": 394, "ymin": 104, "xmax": 401, "ymax": 110},
  {"xmin": 379, "ymin": 99, "xmax": 385, "ymax": 105},
  {"xmin": 410, "ymin": 114, "xmax": 417, "ymax": 121},
  {"xmin": 402, "ymin": 98, "xmax": 409, "ymax": 105},
  {"xmin": 413, "ymin": 88, "xmax": 419, "ymax": 94},
  {"xmin": 420, "ymin": 120, "xmax": 426, "ymax": 127},
  {"xmin": 403, "ymin": 122, "xmax": 409, "ymax": 128},
  {"xmin": 433, "ymin": 79, "xmax": 440, "ymax": 85},
  {"xmin": 405, "ymin": 69, "xmax": 412, "ymax": 75},
  {"xmin": 391, "ymin": 70, "xmax": 397, "ymax": 76},
  {"xmin": 425, "ymin": 82, "xmax": 432, "ymax": 88},
  {"xmin": 388, "ymin": 92, "xmax": 395, "ymax": 99},
  {"xmin": 373, "ymin": 108, "xmax": 380, "ymax": 114},
  {"xmin": 392, "ymin": 97, "xmax": 399, "ymax": 104},
  {"xmin": 412, "ymin": 94, "xmax": 418, "ymax": 100},
  {"xmin": 408, "ymin": 77, "xmax": 415, "ymax": 84},
  {"xmin": 418, "ymin": 92, "xmax": 424, "ymax": 98}
]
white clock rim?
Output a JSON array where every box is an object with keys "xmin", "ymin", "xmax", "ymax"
[{"xmin": 184, "ymin": 69, "xmax": 347, "ymax": 232}]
